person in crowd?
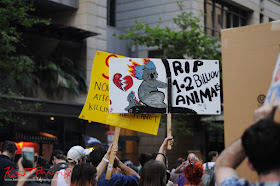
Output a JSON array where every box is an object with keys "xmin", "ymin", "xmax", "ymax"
[
  {"xmin": 15, "ymin": 157, "xmax": 36, "ymax": 186},
  {"xmin": 183, "ymin": 160, "xmax": 204, "ymax": 186},
  {"xmin": 175, "ymin": 154, "xmax": 199, "ymax": 186},
  {"xmin": 139, "ymin": 160, "xmax": 167, "ymax": 186},
  {"xmin": 138, "ymin": 152, "xmax": 158, "ymax": 172},
  {"xmin": 51, "ymin": 146, "xmax": 85, "ymax": 186},
  {"xmin": 89, "ymin": 145, "xmax": 140, "ymax": 186},
  {"xmin": 46, "ymin": 150, "xmax": 68, "ymax": 179},
  {"xmin": 174, "ymin": 153, "xmax": 197, "ymax": 174},
  {"xmin": 138, "ymin": 136, "xmax": 174, "ymax": 186},
  {"xmin": 34, "ymin": 155, "xmax": 50, "ymax": 183},
  {"xmin": 52, "ymin": 144, "xmax": 113, "ymax": 186},
  {"xmin": 70, "ymin": 163, "xmax": 97, "ymax": 186},
  {"xmin": 0, "ymin": 141, "xmax": 17, "ymax": 186},
  {"xmin": 203, "ymin": 151, "xmax": 218, "ymax": 170},
  {"xmin": 83, "ymin": 149, "xmax": 92, "ymax": 163},
  {"xmin": 215, "ymin": 94, "xmax": 280, "ymax": 186},
  {"xmin": 170, "ymin": 158, "xmax": 185, "ymax": 184}
]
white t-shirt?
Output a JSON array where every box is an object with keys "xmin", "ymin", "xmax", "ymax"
[{"xmin": 203, "ymin": 161, "xmax": 215, "ymax": 170}]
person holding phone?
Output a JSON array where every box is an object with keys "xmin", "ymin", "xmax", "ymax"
[
  {"xmin": 0, "ymin": 141, "xmax": 17, "ymax": 186},
  {"xmin": 21, "ymin": 147, "xmax": 34, "ymax": 169}
]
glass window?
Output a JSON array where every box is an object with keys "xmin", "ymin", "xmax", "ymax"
[
  {"xmin": 204, "ymin": 0, "xmax": 248, "ymax": 37},
  {"xmin": 107, "ymin": 0, "xmax": 116, "ymax": 26}
]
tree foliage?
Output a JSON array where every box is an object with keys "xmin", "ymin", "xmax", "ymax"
[
  {"xmin": 0, "ymin": 0, "xmax": 87, "ymax": 126},
  {"xmin": 0, "ymin": 0, "xmax": 87, "ymax": 97},
  {"xmin": 0, "ymin": 0, "xmax": 46, "ymax": 95},
  {"xmin": 114, "ymin": 2, "xmax": 220, "ymax": 60}
]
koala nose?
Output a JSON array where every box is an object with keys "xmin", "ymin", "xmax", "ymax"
[{"xmin": 150, "ymin": 73, "xmax": 154, "ymax": 79}]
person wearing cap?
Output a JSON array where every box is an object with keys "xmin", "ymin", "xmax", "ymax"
[
  {"xmin": 51, "ymin": 146, "xmax": 85, "ymax": 186},
  {"xmin": 51, "ymin": 145, "xmax": 113, "ymax": 186}
]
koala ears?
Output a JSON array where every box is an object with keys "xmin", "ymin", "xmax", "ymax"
[
  {"xmin": 145, "ymin": 61, "xmax": 156, "ymax": 70},
  {"xmin": 132, "ymin": 61, "xmax": 156, "ymax": 80}
]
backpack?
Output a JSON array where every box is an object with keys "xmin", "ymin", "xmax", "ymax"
[{"xmin": 201, "ymin": 162, "xmax": 215, "ymax": 186}]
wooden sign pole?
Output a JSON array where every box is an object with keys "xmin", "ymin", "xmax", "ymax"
[
  {"xmin": 105, "ymin": 127, "xmax": 121, "ymax": 180},
  {"xmin": 167, "ymin": 113, "xmax": 172, "ymax": 149},
  {"xmin": 167, "ymin": 77, "xmax": 172, "ymax": 150}
]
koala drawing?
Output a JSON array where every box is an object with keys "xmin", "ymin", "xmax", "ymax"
[
  {"xmin": 128, "ymin": 60, "xmax": 167, "ymax": 108},
  {"xmin": 125, "ymin": 92, "xmax": 141, "ymax": 111}
]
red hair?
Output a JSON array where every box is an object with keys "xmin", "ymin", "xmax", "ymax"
[{"xmin": 183, "ymin": 161, "xmax": 204, "ymax": 185}]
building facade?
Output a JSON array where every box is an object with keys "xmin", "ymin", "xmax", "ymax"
[{"xmin": 1, "ymin": 0, "xmax": 280, "ymax": 166}]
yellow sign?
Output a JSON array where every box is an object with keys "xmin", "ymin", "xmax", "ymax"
[{"xmin": 79, "ymin": 51, "xmax": 161, "ymax": 135}]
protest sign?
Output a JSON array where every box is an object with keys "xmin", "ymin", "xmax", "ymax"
[
  {"xmin": 109, "ymin": 58, "xmax": 221, "ymax": 115},
  {"xmin": 79, "ymin": 51, "xmax": 161, "ymax": 135},
  {"xmin": 265, "ymin": 52, "xmax": 280, "ymax": 105}
]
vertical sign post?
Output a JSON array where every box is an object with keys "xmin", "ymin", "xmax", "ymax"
[{"xmin": 105, "ymin": 127, "xmax": 121, "ymax": 180}]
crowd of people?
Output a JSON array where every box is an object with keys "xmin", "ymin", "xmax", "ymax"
[{"xmin": 0, "ymin": 96, "xmax": 280, "ymax": 186}]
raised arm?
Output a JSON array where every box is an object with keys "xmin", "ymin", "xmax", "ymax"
[
  {"xmin": 115, "ymin": 156, "xmax": 140, "ymax": 179},
  {"xmin": 215, "ymin": 92, "xmax": 277, "ymax": 186},
  {"xmin": 155, "ymin": 136, "xmax": 174, "ymax": 165},
  {"xmin": 174, "ymin": 160, "xmax": 188, "ymax": 173},
  {"xmin": 95, "ymin": 144, "xmax": 116, "ymax": 181},
  {"xmin": 17, "ymin": 158, "xmax": 36, "ymax": 186}
]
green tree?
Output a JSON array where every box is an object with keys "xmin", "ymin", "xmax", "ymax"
[
  {"xmin": 114, "ymin": 1, "xmax": 222, "ymax": 136},
  {"xmin": 0, "ymin": 0, "xmax": 47, "ymax": 95},
  {"xmin": 114, "ymin": 2, "xmax": 220, "ymax": 60},
  {"xmin": 0, "ymin": 0, "xmax": 87, "ymax": 97},
  {"xmin": 0, "ymin": 0, "xmax": 87, "ymax": 126}
]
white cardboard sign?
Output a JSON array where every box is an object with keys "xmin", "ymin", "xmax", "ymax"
[{"xmin": 109, "ymin": 58, "xmax": 221, "ymax": 115}]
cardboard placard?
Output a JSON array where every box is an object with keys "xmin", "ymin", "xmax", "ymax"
[
  {"xmin": 79, "ymin": 51, "xmax": 161, "ymax": 135},
  {"xmin": 109, "ymin": 58, "xmax": 221, "ymax": 115}
]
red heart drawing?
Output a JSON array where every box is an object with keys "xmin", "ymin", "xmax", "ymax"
[
  {"xmin": 123, "ymin": 76, "xmax": 133, "ymax": 91},
  {"xmin": 113, "ymin": 73, "xmax": 133, "ymax": 91}
]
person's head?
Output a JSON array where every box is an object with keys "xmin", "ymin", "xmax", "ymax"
[
  {"xmin": 208, "ymin": 151, "xmax": 218, "ymax": 162},
  {"xmin": 139, "ymin": 160, "xmax": 167, "ymax": 186},
  {"xmin": 67, "ymin": 146, "xmax": 86, "ymax": 166},
  {"xmin": 187, "ymin": 153, "xmax": 196, "ymax": 161},
  {"xmin": 242, "ymin": 119, "xmax": 280, "ymax": 176},
  {"xmin": 35, "ymin": 155, "xmax": 50, "ymax": 169},
  {"xmin": 88, "ymin": 146, "xmax": 107, "ymax": 167},
  {"xmin": 83, "ymin": 149, "xmax": 91, "ymax": 163},
  {"xmin": 1, "ymin": 140, "xmax": 17, "ymax": 160},
  {"xmin": 52, "ymin": 149, "xmax": 67, "ymax": 165},
  {"xmin": 71, "ymin": 163, "xmax": 97, "ymax": 186},
  {"xmin": 184, "ymin": 161, "xmax": 204, "ymax": 185},
  {"xmin": 138, "ymin": 152, "xmax": 158, "ymax": 167}
]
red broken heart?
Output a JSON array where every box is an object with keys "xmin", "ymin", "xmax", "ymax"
[{"xmin": 113, "ymin": 73, "xmax": 133, "ymax": 91}]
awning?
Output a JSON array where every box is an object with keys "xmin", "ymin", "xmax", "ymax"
[
  {"xmin": 16, "ymin": 131, "xmax": 57, "ymax": 144},
  {"xmin": 24, "ymin": 22, "xmax": 99, "ymax": 41},
  {"xmin": 0, "ymin": 95, "xmax": 83, "ymax": 118}
]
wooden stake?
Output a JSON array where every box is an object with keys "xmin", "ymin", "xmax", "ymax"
[
  {"xmin": 105, "ymin": 127, "xmax": 121, "ymax": 180},
  {"xmin": 167, "ymin": 113, "xmax": 172, "ymax": 149},
  {"xmin": 167, "ymin": 77, "xmax": 172, "ymax": 150}
]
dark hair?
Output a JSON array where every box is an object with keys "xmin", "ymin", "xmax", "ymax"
[
  {"xmin": 242, "ymin": 119, "xmax": 280, "ymax": 175},
  {"xmin": 35, "ymin": 156, "xmax": 50, "ymax": 169},
  {"xmin": 1, "ymin": 140, "xmax": 17, "ymax": 153},
  {"xmin": 89, "ymin": 146, "xmax": 107, "ymax": 167},
  {"xmin": 138, "ymin": 152, "xmax": 157, "ymax": 167},
  {"xmin": 50, "ymin": 149, "xmax": 66, "ymax": 164},
  {"xmin": 139, "ymin": 160, "xmax": 166, "ymax": 186},
  {"xmin": 208, "ymin": 151, "xmax": 218, "ymax": 162},
  {"xmin": 184, "ymin": 161, "xmax": 204, "ymax": 185},
  {"xmin": 71, "ymin": 163, "xmax": 97, "ymax": 186}
]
